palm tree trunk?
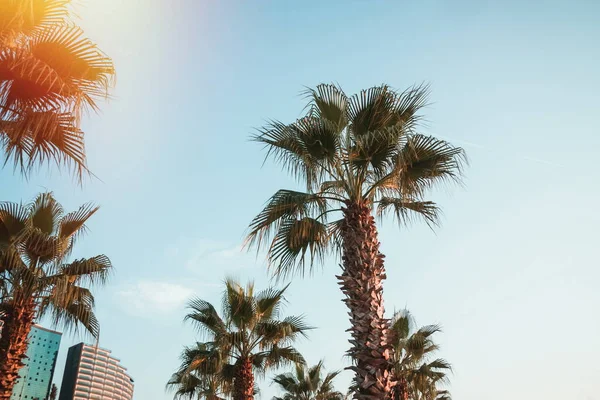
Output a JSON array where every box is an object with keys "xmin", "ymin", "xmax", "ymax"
[
  {"xmin": 391, "ymin": 377, "xmax": 408, "ymax": 400},
  {"xmin": 233, "ymin": 357, "xmax": 254, "ymax": 400},
  {"xmin": 0, "ymin": 298, "xmax": 36, "ymax": 400},
  {"xmin": 337, "ymin": 202, "xmax": 394, "ymax": 400}
]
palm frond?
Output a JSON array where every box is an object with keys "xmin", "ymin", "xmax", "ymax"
[
  {"xmin": 303, "ymin": 83, "xmax": 348, "ymax": 134},
  {"xmin": 29, "ymin": 191, "xmax": 62, "ymax": 234},
  {"xmin": 253, "ymin": 345, "xmax": 305, "ymax": 373},
  {"xmin": 349, "ymin": 123, "xmax": 405, "ymax": 174},
  {"xmin": 255, "ymin": 315, "xmax": 311, "ymax": 347},
  {"xmin": 58, "ymin": 255, "xmax": 112, "ymax": 286},
  {"xmin": 253, "ymin": 116, "xmax": 341, "ymax": 189},
  {"xmin": 377, "ymin": 197, "xmax": 440, "ymax": 228},
  {"xmin": 319, "ymin": 180, "xmax": 346, "ymax": 198},
  {"xmin": 30, "ymin": 24, "xmax": 115, "ymax": 107},
  {"xmin": 268, "ymin": 217, "xmax": 330, "ymax": 279},
  {"xmin": 0, "ymin": 200, "xmax": 28, "ymax": 244},
  {"xmin": 185, "ymin": 299, "xmax": 227, "ymax": 340},
  {"xmin": 0, "ymin": 0, "xmax": 71, "ymax": 37},
  {"xmin": 246, "ymin": 190, "xmax": 328, "ymax": 251},
  {"xmin": 255, "ymin": 284, "xmax": 289, "ymax": 321},
  {"xmin": 223, "ymin": 278, "xmax": 257, "ymax": 330},
  {"xmin": 390, "ymin": 309, "xmax": 414, "ymax": 342},
  {"xmin": 38, "ymin": 284, "xmax": 99, "ymax": 337},
  {"xmin": 390, "ymin": 135, "xmax": 466, "ymax": 197},
  {"xmin": 58, "ymin": 201, "xmax": 98, "ymax": 241},
  {"xmin": 348, "ymin": 85, "xmax": 397, "ymax": 137},
  {"xmin": 1, "ymin": 110, "xmax": 87, "ymax": 176}
]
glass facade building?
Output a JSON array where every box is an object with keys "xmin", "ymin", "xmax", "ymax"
[
  {"xmin": 11, "ymin": 325, "xmax": 62, "ymax": 400},
  {"xmin": 58, "ymin": 343, "xmax": 134, "ymax": 400}
]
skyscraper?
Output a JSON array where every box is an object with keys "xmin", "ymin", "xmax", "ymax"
[
  {"xmin": 58, "ymin": 343, "xmax": 134, "ymax": 400},
  {"xmin": 11, "ymin": 325, "xmax": 62, "ymax": 400}
]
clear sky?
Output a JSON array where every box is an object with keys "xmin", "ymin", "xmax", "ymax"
[{"xmin": 3, "ymin": 0, "xmax": 600, "ymax": 399}]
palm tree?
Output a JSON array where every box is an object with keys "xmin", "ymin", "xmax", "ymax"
[
  {"xmin": 167, "ymin": 342, "xmax": 229, "ymax": 400},
  {"xmin": 246, "ymin": 84, "xmax": 465, "ymax": 400},
  {"xmin": 272, "ymin": 361, "xmax": 344, "ymax": 400},
  {"xmin": 389, "ymin": 310, "xmax": 451, "ymax": 400},
  {"xmin": 0, "ymin": 0, "xmax": 115, "ymax": 178},
  {"xmin": 0, "ymin": 192, "xmax": 111, "ymax": 399},
  {"xmin": 168, "ymin": 280, "xmax": 310, "ymax": 400}
]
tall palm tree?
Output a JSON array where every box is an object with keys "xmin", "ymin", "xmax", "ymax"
[
  {"xmin": 168, "ymin": 280, "xmax": 310, "ymax": 400},
  {"xmin": 272, "ymin": 361, "xmax": 344, "ymax": 400},
  {"xmin": 246, "ymin": 84, "xmax": 466, "ymax": 400},
  {"xmin": 0, "ymin": 0, "xmax": 115, "ymax": 178},
  {"xmin": 0, "ymin": 192, "xmax": 111, "ymax": 399},
  {"xmin": 389, "ymin": 310, "xmax": 451, "ymax": 400}
]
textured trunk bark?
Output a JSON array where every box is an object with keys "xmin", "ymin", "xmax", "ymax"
[
  {"xmin": 391, "ymin": 377, "xmax": 408, "ymax": 400},
  {"xmin": 233, "ymin": 357, "xmax": 254, "ymax": 400},
  {"xmin": 337, "ymin": 202, "xmax": 394, "ymax": 400},
  {"xmin": 0, "ymin": 298, "xmax": 36, "ymax": 400}
]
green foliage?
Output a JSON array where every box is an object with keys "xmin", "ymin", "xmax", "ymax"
[
  {"xmin": 272, "ymin": 361, "xmax": 345, "ymax": 400},
  {"xmin": 168, "ymin": 280, "xmax": 311, "ymax": 400},
  {"xmin": 390, "ymin": 310, "xmax": 452, "ymax": 400},
  {"xmin": 0, "ymin": 192, "xmax": 110, "ymax": 337},
  {"xmin": 246, "ymin": 84, "xmax": 466, "ymax": 278},
  {"xmin": 0, "ymin": 0, "xmax": 115, "ymax": 178}
]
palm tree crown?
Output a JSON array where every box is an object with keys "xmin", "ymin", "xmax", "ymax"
[
  {"xmin": 0, "ymin": 0, "xmax": 115, "ymax": 178},
  {"xmin": 168, "ymin": 279, "xmax": 310, "ymax": 400},
  {"xmin": 272, "ymin": 361, "xmax": 345, "ymax": 400},
  {"xmin": 389, "ymin": 310, "xmax": 452, "ymax": 400},
  {"xmin": 247, "ymin": 84, "xmax": 466, "ymax": 276}
]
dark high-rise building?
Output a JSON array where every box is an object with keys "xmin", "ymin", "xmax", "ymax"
[
  {"xmin": 58, "ymin": 343, "xmax": 134, "ymax": 400},
  {"xmin": 11, "ymin": 325, "xmax": 62, "ymax": 400}
]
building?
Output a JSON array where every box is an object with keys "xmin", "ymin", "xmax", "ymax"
[
  {"xmin": 58, "ymin": 343, "xmax": 134, "ymax": 400},
  {"xmin": 11, "ymin": 325, "xmax": 62, "ymax": 400}
]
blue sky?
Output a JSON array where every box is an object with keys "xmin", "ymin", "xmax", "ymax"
[{"xmin": 3, "ymin": 0, "xmax": 600, "ymax": 399}]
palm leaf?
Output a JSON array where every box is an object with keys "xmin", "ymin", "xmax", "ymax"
[
  {"xmin": 0, "ymin": 0, "xmax": 71, "ymax": 38},
  {"xmin": 0, "ymin": 200, "xmax": 28, "ymax": 244},
  {"xmin": 377, "ymin": 197, "xmax": 440, "ymax": 227},
  {"xmin": 38, "ymin": 284, "xmax": 99, "ymax": 337},
  {"xmin": 246, "ymin": 190, "xmax": 327, "ymax": 250},
  {"xmin": 29, "ymin": 24, "xmax": 114, "ymax": 107},
  {"xmin": 185, "ymin": 298, "xmax": 227, "ymax": 339},
  {"xmin": 269, "ymin": 217, "xmax": 330, "ymax": 278},
  {"xmin": 223, "ymin": 278, "xmax": 257, "ymax": 330},
  {"xmin": 254, "ymin": 284, "xmax": 289, "ymax": 320},
  {"xmin": 391, "ymin": 134, "xmax": 466, "ymax": 196},
  {"xmin": 304, "ymin": 83, "xmax": 348, "ymax": 133},
  {"xmin": 255, "ymin": 315, "xmax": 311, "ymax": 347},
  {"xmin": 58, "ymin": 255, "xmax": 112, "ymax": 286},
  {"xmin": 254, "ymin": 116, "xmax": 341, "ymax": 190},
  {"xmin": 57, "ymin": 201, "xmax": 98, "ymax": 241},
  {"xmin": 253, "ymin": 345, "xmax": 305, "ymax": 372},
  {"xmin": 3, "ymin": 110, "xmax": 86, "ymax": 175},
  {"xmin": 28, "ymin": 192, "xmax": 62, "ymax": 234}
]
